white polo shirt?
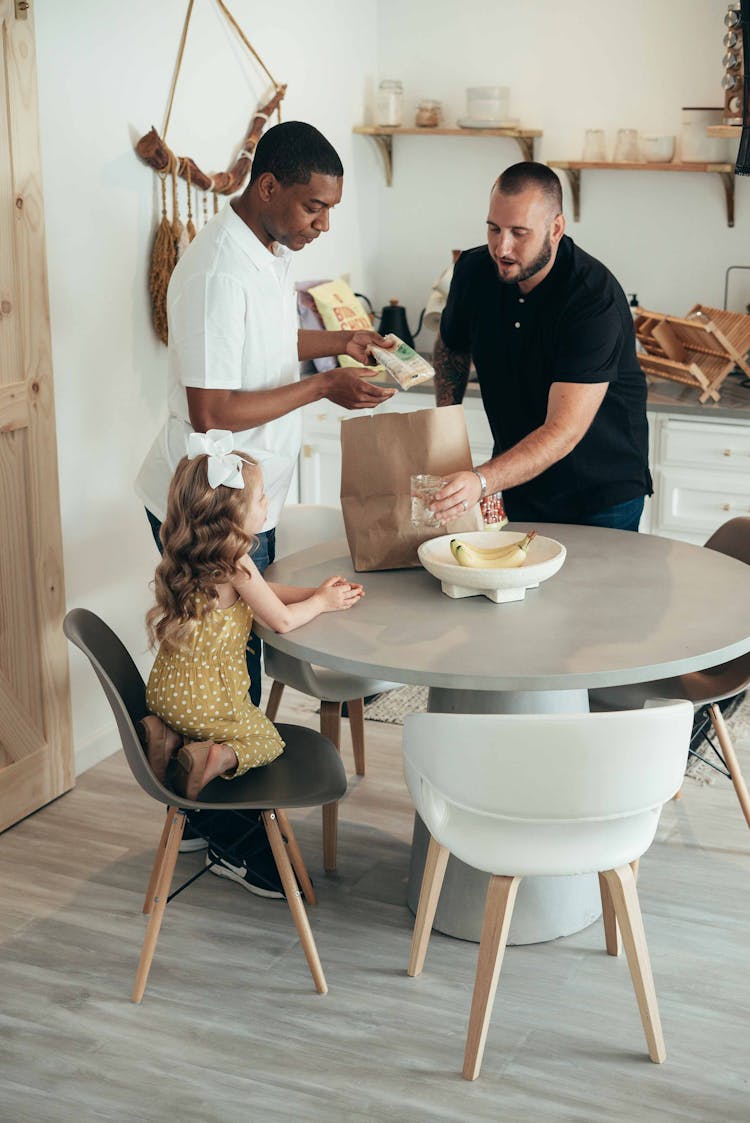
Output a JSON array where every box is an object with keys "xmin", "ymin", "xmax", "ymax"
[{"xmin": 135, "ymin": 203, "xmax": 300, "ymax": 530}]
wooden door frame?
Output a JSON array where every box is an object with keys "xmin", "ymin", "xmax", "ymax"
[{"xmin": 0, "ymin": 0, "xmax": 74, "ymax": 831}]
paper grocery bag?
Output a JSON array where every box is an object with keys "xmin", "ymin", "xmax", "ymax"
[{"xmin": 340, "ymin": 404, "xmax": 483, "ymax": 571}]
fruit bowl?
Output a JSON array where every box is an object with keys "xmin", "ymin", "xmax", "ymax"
[{"xmin": 417, "ymin": 530, "xmax": 566, "ymax": 603}]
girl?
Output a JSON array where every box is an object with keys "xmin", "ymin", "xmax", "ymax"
[{"xmin": 142, "ymin": 430, "xmax": 364, "ymax": 800}]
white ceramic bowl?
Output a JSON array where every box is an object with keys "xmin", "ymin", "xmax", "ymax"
[
  {"xmin": 640, "ymin": 134, "xmax": 675, "ymax": 163},
  {"xmin": 417, "ymin": 530, "xmax": 566, "ymax": 604}
]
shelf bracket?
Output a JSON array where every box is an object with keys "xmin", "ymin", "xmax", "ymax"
[
  {"xmin": 557, "ymin": 167, "xmax": 581, "ymax": 221},
  {"xmin": 370, "ymin": 134, "xmax": 394, "ymax": 186},
  {"xmin": 514, "ymin": 135, "xmax": 535, "ymax": 162},
  {"xmin": 719, "ymin": 171, "xmax": 735, "ymax": 228}
]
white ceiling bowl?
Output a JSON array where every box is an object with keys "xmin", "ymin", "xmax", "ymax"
[{"xmin": 418, "ymin": 530, "xmax": 566, "ymax": 603}]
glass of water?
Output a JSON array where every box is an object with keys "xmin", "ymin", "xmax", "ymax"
[{"xmin": 410, "ymin": 474, "xmax": 445, "ymax": 528}]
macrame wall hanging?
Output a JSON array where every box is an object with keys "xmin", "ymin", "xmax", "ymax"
[{"xmin": 135, "ymin": 0, "xmax": 286, "ymax": 343}]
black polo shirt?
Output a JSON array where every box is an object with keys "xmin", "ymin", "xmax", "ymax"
[{"xmin": 440, "ymin": 235, "xmax": 652, "ymax": 520}]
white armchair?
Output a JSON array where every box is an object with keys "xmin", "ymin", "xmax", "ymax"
[{"xmin": 402, "ymin": 701, "xmax": 693, "ymax": 1079}]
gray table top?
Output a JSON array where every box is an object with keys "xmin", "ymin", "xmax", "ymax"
[{"xmin": 256, "ymin": 524, "xmax": 750, "ymax": 692}]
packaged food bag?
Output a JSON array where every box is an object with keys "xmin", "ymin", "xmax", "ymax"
[
  {"xmin": 340, "ymin": 404, "xmax": 482, "ymax": 571},
  {"xmin": 368, "ymin": 334, "xmax": 435, "ymax": 390},
  {"xmin": 308, "ymin": 279, "xmax": 374, "ymax": 368}
]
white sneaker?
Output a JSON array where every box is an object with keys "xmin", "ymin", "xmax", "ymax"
[{"xmin": 206, "ymin": 846, "xmax": 284, "ymax": 899}]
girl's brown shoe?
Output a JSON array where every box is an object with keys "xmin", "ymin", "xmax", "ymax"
[{"xmin": 138, "ymin": 715, "xmax": 182, "ymax": 783}]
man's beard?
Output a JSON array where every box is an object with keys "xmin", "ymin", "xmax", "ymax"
[{"xmin": 495, "ymin": 228, "xmax": 552, "ymax": 285}]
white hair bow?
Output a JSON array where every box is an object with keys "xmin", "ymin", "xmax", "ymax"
[{"xmin": 187, "ymin": 429, "xmax": 245, "ymax": 490}]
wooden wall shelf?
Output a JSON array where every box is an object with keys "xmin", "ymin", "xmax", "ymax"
[
  {"xmin": 548, "ymin": 160, "xmax": 737, "ymax": 227},
  {"xmin": 353, "ymin": 125, "xmax": 543, "ymax": 186},
  {"xmin": 707, "ymin": 124, "xmax": 741, "ymax": 138}
]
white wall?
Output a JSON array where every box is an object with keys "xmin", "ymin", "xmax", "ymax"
[
  {"xmin": 35, "ymin": 0, "xmax": 748, "ymax": 773},
  {"xmin": 370, "ymin": 0, "xmax": 750, "ymax": 350},
  {"xmin": 35, "ymin": 0, "xmax": 379, "ymax": 773}
]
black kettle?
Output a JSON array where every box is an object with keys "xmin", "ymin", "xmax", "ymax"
[{"xmin": 356, "ymin": 294, "xmax": 424, "ymax": 350}]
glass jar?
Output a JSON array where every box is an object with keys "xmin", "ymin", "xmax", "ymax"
[
  {"xmin": 415, "ymin": 99, "xmax": 442, "ymax": 128},
  {"xmin": 376, "ymin": 80, "xmax": 403, "ymax": 127}
]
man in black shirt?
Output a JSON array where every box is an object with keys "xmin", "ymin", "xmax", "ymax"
[{"xmin": 431, "ymin": 162, "xmax": 652, "ymax": 530}]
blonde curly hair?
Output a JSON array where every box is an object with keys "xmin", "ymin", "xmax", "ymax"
[{"xmin": 146, "ymin": 452, "xmax": 262, "ymax": 653}]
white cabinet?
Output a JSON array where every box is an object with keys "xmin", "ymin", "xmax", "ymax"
[
  {"xmin": 648, "ymin": 413, "xmax": 750, "ymax": 544},
  {"xmin": 299, "ymin": 393, "xmax": 493, "ymax": 506},
  {"xmin": 299, "ymin": 398, "xmax": 750, "ymax": 543}
]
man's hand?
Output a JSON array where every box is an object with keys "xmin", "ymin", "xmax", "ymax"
[
  {"xmin": 430, "ymin": 470, "xmax": 483, "ymax": 521},
  {"xmin": 323, "ymin": 368, "xmax": 396, "ymax": 410},
  {"xmin": 345, "ymin": 330, "xmax": 395, "ymax": 366}
]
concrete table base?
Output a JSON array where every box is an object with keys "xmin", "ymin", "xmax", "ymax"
[{"xmin": 404, "ymin": 686, "xmax": 603, "ymax": 945}]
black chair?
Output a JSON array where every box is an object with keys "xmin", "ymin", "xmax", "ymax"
[{"xmin": 63, "ymin": 608, "xmax": 347, "ymax": 1002}]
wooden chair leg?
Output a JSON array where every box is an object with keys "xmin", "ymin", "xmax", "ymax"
[
  {"xmin": 601, "ymin": 864, "xmax": 666, "ymax": 1063},
  {"xmin": 599, "ymin": 858, "xmax": 640, "ymax": 957},
  {"xmin": 346, "ymin": 696, "xmax": 366, "ymax": 776},
  {"xmin": 132, "ymin": 809, "xmax": 186, "ymax": 1003},
  {"xmin": 463, "ymin": 875, "xmax": 521, "ymax": 1081},
  {"xmin": 262, "ymin": 810, "xmax": 327, "ymax": 995},
  {"xmin": 275, "ymin": 807, "xmax": 316, "ymax": 906},
  {"xmin": 407, "ymin": 835, "xmax": 450, "ymax": 977},
  {"xmin": 265, "ymin": 680, "xmax": 285, "ymax": 722},
  {"xmin": 143, "ymin": 807, "xmax": 176, "ymax": 914},
  {"xmin": 320, "ymin": 701, "xmax": 342, "ymax": 872},
  {"xmin": 709, "ymin": 703, "xmax": 750, "ymax": 830}
]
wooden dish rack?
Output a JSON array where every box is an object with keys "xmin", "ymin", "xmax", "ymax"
[{"xmin": 634, "ymin": 305, "xmax": 750, "ymax": 403}]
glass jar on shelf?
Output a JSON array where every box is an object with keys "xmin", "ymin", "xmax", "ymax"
[
  {"xmin": 376, "ymin": 80, "xmax": 404, "ymax": 127},
  {"xmin": 415, "ymin": 99, "xmax": 442, "ymax": 128}
]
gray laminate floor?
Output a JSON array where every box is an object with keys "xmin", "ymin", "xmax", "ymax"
[{"xmin": 1, "ymin": 687, "xmax": 749, "ymax": 1123}]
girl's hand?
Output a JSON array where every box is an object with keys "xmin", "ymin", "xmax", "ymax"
[{"xmin": 315, "ymin": 575, "xmax": 365, "ymax": 613}]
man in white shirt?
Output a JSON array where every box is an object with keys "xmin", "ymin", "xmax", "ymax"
[
  {"xmin": 137, "ymin": 121, "xmax": 394, "ymax": 685},
  {"xmin": 136, "ymin": 121, "xmax": 394, "ymax": 895}
]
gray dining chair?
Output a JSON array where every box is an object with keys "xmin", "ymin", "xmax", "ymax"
[
  {"xmin": 589, "ymin": 516, "xmax": 750, "ymax": 831},
  {"xmin": 264, "ymin": 504, "xmax": 399, "ymax": 870},
  {"xmin": 63, "ymin": 608, "xmax": 346, "ymax": 1002}
]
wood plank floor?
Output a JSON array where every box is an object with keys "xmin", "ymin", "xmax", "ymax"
[{"xmin": 1, "ymin": 685, "xmax": 749, "ymax": 1123}]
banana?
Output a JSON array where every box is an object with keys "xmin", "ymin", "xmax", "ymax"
[{"xmin": 450, "ymin": 531, "xmax": 537, "ymax": 569}]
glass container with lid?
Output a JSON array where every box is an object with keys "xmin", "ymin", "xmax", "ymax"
[
  {"xmin": 376, "ymin": 80, "xmax": 403, "ymax": 127},
  {"xmin": 415, "ymin": 99, "xmax": 442, "ymax": 128}
]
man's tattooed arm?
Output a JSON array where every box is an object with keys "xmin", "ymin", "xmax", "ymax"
[{"xmin": 433, "ymin": 334, "xmax": 471, "ymax": 406}]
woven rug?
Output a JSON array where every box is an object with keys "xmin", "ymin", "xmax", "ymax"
[{"xmin": 364, "ymin": 687, "xmax": 750, "ymax": 786}]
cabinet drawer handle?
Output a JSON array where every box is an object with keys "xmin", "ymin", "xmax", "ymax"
[
  {"xmin": 721, "ymin": 502, "xmax": 731, "ymax": 511},
  {"xmin": 723, "ymin": 448, "xmax": 732, "ymax": 457}
]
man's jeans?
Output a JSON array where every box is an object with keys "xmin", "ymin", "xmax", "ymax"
[
  {"xmin": 145, "ymin": 509, "xmax": 276, "ymax": 705},
  {"xmin": 504, "ymin": 495, "xmax": 645, "ymax": 533}
]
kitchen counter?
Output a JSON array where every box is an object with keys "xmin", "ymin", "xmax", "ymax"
[
  {"xmin": 352, "ymin": 364, "xmax": 750, "ymax": 420},
  {"xmin": 399, "ymin": 371, "xmax": 750, "ymax": 420},
  {"xmin": 643, "ymin": 375, "xmax": 750, "ymax": 420},
  {"xmin": 300, "ymin": 367, "xmax": 750, "ymax": 544}
]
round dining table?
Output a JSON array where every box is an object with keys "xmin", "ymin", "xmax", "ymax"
[{"xmin": 257, "ymin": 522, "xmax": 750, "ymax": 944}]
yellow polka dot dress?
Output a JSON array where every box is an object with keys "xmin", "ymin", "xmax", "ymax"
[{"xmin": 146, "ymin": 595, "xmax": 284, "ymax": 776}]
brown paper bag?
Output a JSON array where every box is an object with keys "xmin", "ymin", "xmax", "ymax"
[{"xmin": 340, "ymin": 404, "xmax": 483, "ymax": 571}]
